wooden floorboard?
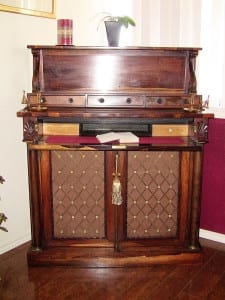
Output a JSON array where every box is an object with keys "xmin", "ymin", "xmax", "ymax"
[{"xmin": 0, "ymin": 238, "xmax": 225, "ymax": 300}]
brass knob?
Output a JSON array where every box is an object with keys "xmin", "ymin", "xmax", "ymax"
[
  {"xmin": 157, "ymin": 98, "xmax": 162, "ymax": 104},
  {"xmin": 98, "ymin": 97, "xmax": 105, "ymax": 103},
  {"xmin": 40, "ymin": 97, "xmax": 46, "ymax": 104}
]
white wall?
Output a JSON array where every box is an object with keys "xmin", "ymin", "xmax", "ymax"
[
  {"xmin": 0, "ymin": 0, "xmax": 113, "ymax": 254},
  {"xmin": 57, "ymin": 0, "xmax": 202, "ymax": 47},
  {"xmin": 0, "ymin": 11, "xmax": 56, "ymax": 254},
  {"xmin": 0, "ymin": 0, "xmax": 223, "ymax": 254}
]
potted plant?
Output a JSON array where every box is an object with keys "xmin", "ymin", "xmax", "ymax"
[
  {"xmin": 98, "ymin": 13, "xmax": 136, "ymax": 46},
  {"xmin": 0, "ymin": 176, "xmax": 7, "ymax": 232}
]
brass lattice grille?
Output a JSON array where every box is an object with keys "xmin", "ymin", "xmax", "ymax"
[
  {"xmin": 51, "ymin": 150, "xmax": 105, "ymax": 238},
  {"xmin": 127, "ymin": 151, "xmax": 179, "ymax": 238}
]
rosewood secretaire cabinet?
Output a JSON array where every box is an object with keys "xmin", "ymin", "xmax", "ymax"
[{"xmin": 17, "ymin": 46, "xmax": 214, "ymax": 266}]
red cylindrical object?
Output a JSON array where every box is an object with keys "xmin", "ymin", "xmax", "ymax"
[{"xmin": 57, "ymin": 19, "xmax": 73, "ymax": 45}]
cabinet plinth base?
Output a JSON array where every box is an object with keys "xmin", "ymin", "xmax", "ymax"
[{"xmin": 27, "ymin": 246, "xmax": 203, "ymax": 267}]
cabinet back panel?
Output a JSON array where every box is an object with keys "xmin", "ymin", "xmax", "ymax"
[{"xmin": 41, "ymin": 50, "xmax": 187, "ymax": 92}]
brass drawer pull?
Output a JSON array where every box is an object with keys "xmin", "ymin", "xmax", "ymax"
[
  {"xmin": 157, "ymin": 97, "xmax": 162, "ymax": 104},
  {"xmin": 98, "ymin": 97, "xmax": 105, "ymax": 103},
  {"xmin": 68, "ymin": 97, "xmax": 74, "ymax": 103}
]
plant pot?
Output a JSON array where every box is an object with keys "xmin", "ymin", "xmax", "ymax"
[{"xmin": 104, "ymin": 21, "xmax": 122, "ymax": 47}]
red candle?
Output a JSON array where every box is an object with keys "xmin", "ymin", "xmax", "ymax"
[{"xmin": 57, "ymin": 19, "xmax": 73, "ymax": 45}]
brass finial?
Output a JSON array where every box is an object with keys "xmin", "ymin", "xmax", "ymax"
[{"xmin": 21, "ymin": 90, "xmax": 28, "ymax": 105}]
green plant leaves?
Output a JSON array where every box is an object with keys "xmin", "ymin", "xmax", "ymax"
[{"xmin": 117, "ymin": 16, "xmax": 136, "ymax": 28}]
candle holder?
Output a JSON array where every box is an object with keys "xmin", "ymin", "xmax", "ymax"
[{"xmin": 30, "ymin": 92, "xmax": 48, "ymax": 111}]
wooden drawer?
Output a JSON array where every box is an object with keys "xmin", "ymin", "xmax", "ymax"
[
  {"xmin": 152, "ymin": 124, "xmax": 189, "ymax": 136},
  {"xmin": 28, "ymin": 95, "xmax": 86, "ymax": 107},
  {"xmin": 87, "ymin": 95, "xmax": 145, "ymax": 107},
  {"xmin": 43, "ymin": 123, "xmax": 80, "ymax": 136},
  {"xmin": 146, "ymin": 95, "xmax": 202, "ymax": 109},
  {"xmin": 146, "ymin": 96, "xmax": 189, "ymax": 108}
]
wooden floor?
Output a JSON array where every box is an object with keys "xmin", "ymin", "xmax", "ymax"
[{"xmin": 0, "ymin": 239, "xmax": 225, "ymax": 300}]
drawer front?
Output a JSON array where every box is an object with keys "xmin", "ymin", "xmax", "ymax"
[
  {"xmin": 152, "ymin": 124, "xmax": 189, "ymax": 136},
  {"xmin": 28, "ymin": 95, "xmax": 86, "ymax": 107},
  {"xmin": 146, "ymin": 95, "xmax": 202, "ymax": 109},
  {"xmin": 146, "ymin": 96, "xmax": 189, "ymax": 108},
  {"xmin": 43, "ymin": 123, "xmax": 80, "ymax": 136},
  {"xmin": 87, "ymin": 95, "xmax": 145, "ymax": 107}
]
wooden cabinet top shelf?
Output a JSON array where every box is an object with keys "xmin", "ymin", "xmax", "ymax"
[{"xmin": 17, "ymin": 107, "xmax": 214, "ymax": 119}]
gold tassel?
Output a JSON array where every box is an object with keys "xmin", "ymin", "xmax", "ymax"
[
  {"xmin": 112, "ymin": 153, "xmax": 123, "ymax": 205},
  {"xmin": 112, "ymin": 175, "xmax": 123, "ymax": 205}
]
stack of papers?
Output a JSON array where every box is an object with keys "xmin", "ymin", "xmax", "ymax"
[{"xmin": 96, "ymin": 132, "xmax": 139, "ymax": 144}]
